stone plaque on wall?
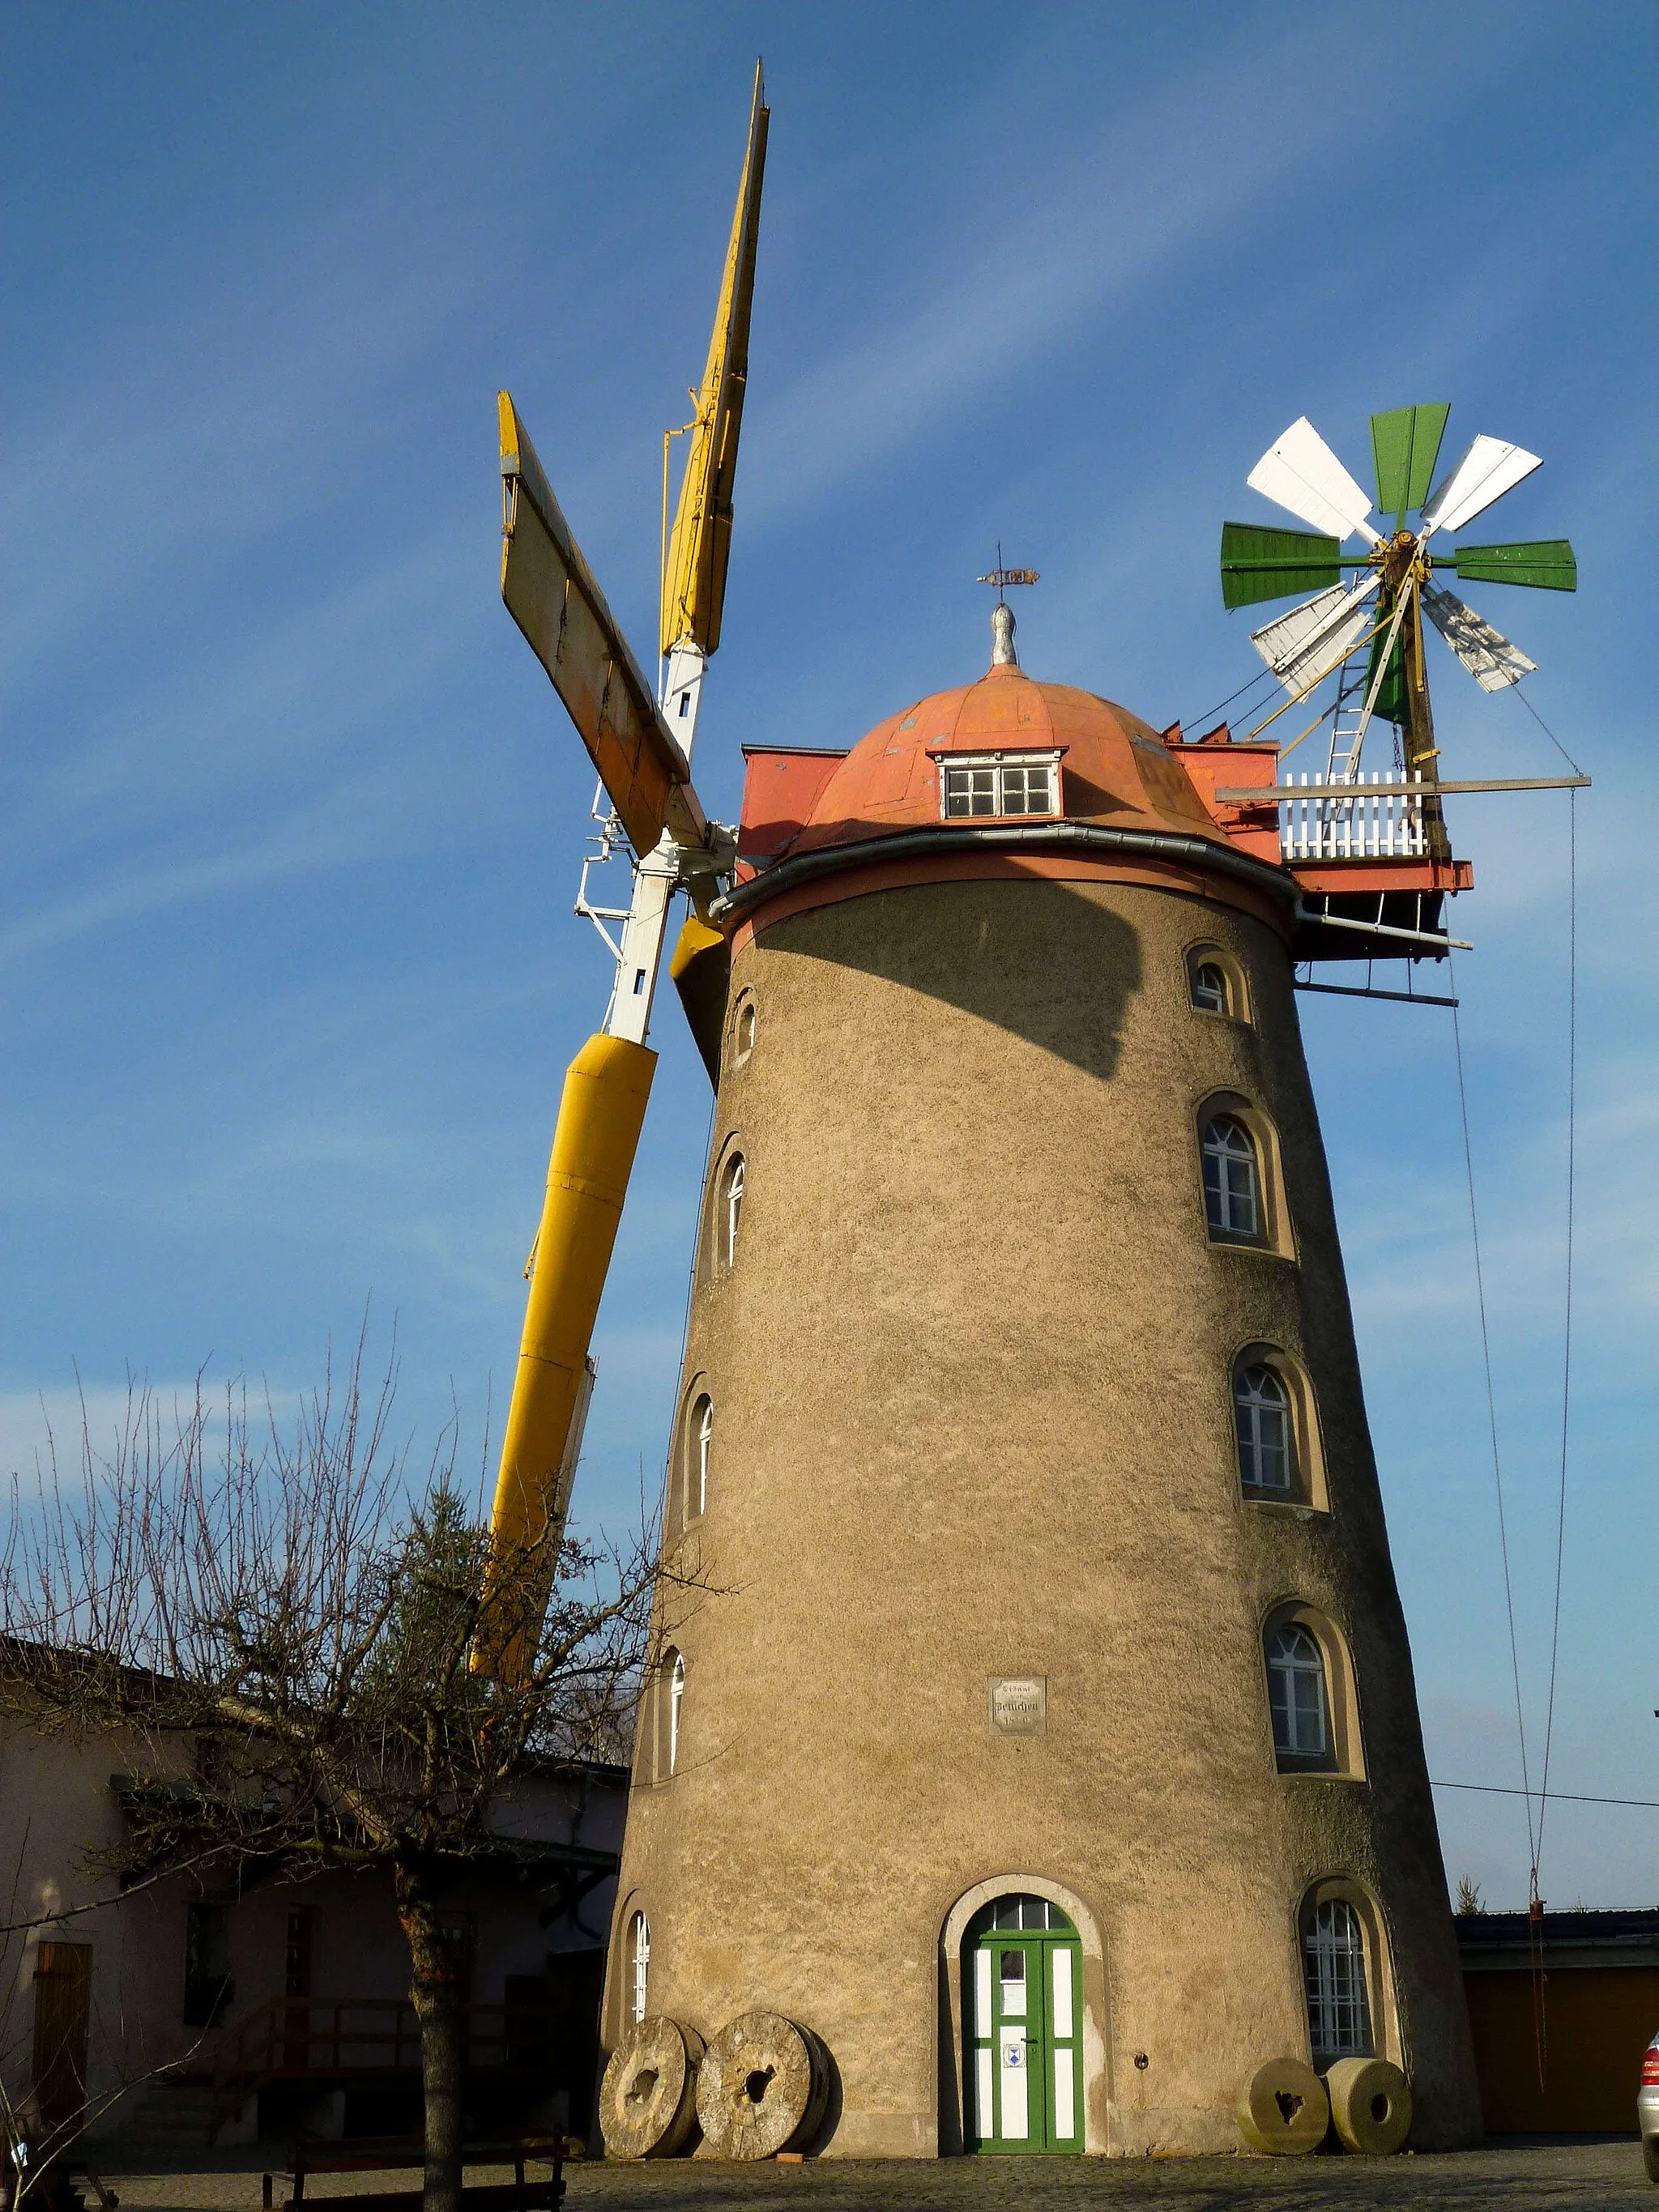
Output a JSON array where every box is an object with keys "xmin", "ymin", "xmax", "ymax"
[{"xmin": 988, "ymin": 1676, "xmax": 1047, "ymax": 1736}]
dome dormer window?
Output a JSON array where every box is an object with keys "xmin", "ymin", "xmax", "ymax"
[{"xmin": 938, "ymin": 750, "xmax": 1061, "ymax": 821}]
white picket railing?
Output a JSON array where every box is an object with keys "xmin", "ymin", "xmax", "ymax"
[{"xmin": 1278, "ymin": 770, "xmax": 1426, "ymax": 863}]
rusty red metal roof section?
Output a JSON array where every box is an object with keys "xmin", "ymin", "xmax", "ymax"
[
  {"xmin": 778, "ymin": 663, "xmax": 1228, "ymax": 857},
  {"xmin": 723, "ymin": 658, "xmax": 1472, "ymax": 965}
]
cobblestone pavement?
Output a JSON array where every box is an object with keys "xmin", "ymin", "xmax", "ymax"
[{"xmin": 95, "ymin": 2140, "xmax": 1654, "ymax": 2212}]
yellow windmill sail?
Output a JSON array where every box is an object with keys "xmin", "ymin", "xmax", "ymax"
[
  {"xmin": 476, "ymin": 67, "xmax": 767, "ymax": 1681},
  {"xmin": 659, "ymin": 62, "xmax": 769, "ymax": 659}
]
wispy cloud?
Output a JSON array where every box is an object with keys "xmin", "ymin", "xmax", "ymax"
[{"xmin": 740, "ymin": 11, "xmax": 1552, "ymax": 529}]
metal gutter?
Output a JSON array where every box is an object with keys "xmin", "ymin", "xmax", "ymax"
[{"xmin": 709, "ymin": 820, "xmax": 1300, "ymax": 929}]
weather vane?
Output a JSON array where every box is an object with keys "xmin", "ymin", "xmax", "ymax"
[
  {"xmin": 978, "ymin": 541, "xmax": 1038, "ymax": 665},
  {"xmin": 977, "ymin": 539, "xmax": 1040, "ymax": 605}
]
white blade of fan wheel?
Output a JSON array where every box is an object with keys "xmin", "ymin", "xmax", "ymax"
[
  {"xmin": 1247, "ymin": 417, "xmax": 1383, "ymax": 544},
  {"xmin": 1420, "ymin": 435, "xmax": 1542, "ymax": 537},
  {"xmin": 1422, "ymin": 582, "xmax": 1537, "ymax": 691},
  {"xmin": 1250, "ymin": 574, "xmax": 1381, "ymax": 696}
]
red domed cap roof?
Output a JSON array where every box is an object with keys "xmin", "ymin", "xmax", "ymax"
[{"xmin": 784, "ymin": 663, "xmax": 1227, "ymax": 855}]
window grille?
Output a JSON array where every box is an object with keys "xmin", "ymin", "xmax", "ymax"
[
  {"xmin": 941, "ymin": 757, "xmax": 1057, "ymax": 820},
  {"xmin": 723, "ymin": 1156, "xmax": 744, "ymax": 1265},
  {"xmin": 1191, "ymin": 961, "xmax": 1229, "ymax": 1014},
  {"xmin": 1268, "ymin": 1622, "xmax": 1328, "ymax": 1758},
  {"xmin": 1303, "ymin": 1899, "xmax": 1373, "ymax": 2059},
  {"xmin": 629, "ymin": 1912, "xmax": 650, "ymax": 2024},
  {"xmin": 987, "ymin": 1894, "xmax": 1076, "ymax": 1932},
  {"xmin": 1203, "ymin": 1115, "xmax": 1260, "ymax": 1238},
  {"xmin": 1235, "ymin": 1364, "xmax": 1293, "ymax": 1491}
]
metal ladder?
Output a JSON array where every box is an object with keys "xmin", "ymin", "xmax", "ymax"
[{"xmin": 1324, "ymin": 653, "xmax": 1372, "ymax": 784}]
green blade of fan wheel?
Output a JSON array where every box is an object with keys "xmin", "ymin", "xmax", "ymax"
[
  {"xmin": 1219, "ymin": 521, "xmax": 1341, "ymax": 610},
  {"xmin": 1365, "ymin": 589, "xmax": 1410, "ymax": 727},
  {"xmin": 1371, "ymin": 403, "xmax": 1451, "ymax": 523},
  {"xmin": 1450, "ymin": 539, "xmax": 1577, "ymax": 592}
]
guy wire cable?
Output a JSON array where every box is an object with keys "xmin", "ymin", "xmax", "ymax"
[
  {"xmin": 1521, "ymin": 713, "xmax": 1582, "ymax": 1876},
  {"xmin": 1489, "ymin": 689, "xmax": 1583, "ymax": 2092},
  {"xmin": 1447, "ymin": 952, "xmax": 1539, "ymax": 1884},
  {"xmin": 1178, "ymin": 663, "xmax": 1281, "ymax": 734}
]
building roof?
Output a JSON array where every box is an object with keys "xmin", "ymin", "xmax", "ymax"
[
  {"xmin": 1457, "ymin": 1907, "xmax": 1659, "ymax": 1971},
  {"xmin": 719, "ymin": 653, "xmax": 1471, "ymax": 961},
  {"xmin": 781, "ymin": 663, "xmax": 1230, "ymax": 859}
]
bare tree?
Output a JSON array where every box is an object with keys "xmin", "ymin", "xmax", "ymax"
[{"xmin": 0, "ymin": 1333, "xmax": 692, "ymax": 2212}]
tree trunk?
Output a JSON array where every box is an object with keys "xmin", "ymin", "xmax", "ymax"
[{"xmin": 394, "ymin": 1869, "xmax": 464, "ymax": 2212}]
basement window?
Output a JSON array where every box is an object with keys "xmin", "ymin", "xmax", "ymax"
[{"xmin": 940, "ymin": 752, "xmax": 1060, "ymax": 820}]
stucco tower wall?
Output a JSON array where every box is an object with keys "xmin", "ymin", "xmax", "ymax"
[{"xmin": 610, "ymin": 866, "xmax": 1481, "ymax": 2157}]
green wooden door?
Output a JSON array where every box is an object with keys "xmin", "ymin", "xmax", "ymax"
[{"xmin": 966, "ymin": 1897, "xmax": 1083, "ymax": 2153}]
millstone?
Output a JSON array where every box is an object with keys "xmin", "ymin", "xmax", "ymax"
[
  {"xmin": 1235, "ymin": 2056, "xmax": 1329, "ymax": 2155},
  {"xmin": 695, "ymin": 2011, "xmax": 827, "ymax": 2160},
  {"xmin": 599, "ymin": 2016, "xmax": 704, "ymax": 2159},
  {"xmin": 1324, "ymin": 2055, "xmax": 1412, "ymax": 2154}
]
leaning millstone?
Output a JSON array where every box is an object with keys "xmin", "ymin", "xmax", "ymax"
[
  {"xmin": 695, "ymin": 2011, "xmax": 827, "ymax": 2160},
  {"xmin": 1324, "ymin": 2055, "xmax": 1412, "ymax": 2154},
  {"xmin": 599, "ymin": 2016, "xmax": 704, "ymax": 2159},
  {"xmin": 1236, "ymin": 2055, "xmax": 1329, "ymax": 2155}
]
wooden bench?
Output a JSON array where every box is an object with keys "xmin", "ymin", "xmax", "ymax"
[{"xmin": 261, "ymin": 2134, "xmax": 565, "ymax": 2212}]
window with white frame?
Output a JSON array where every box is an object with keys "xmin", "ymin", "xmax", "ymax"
[
  {"xmin": 940, "ymin": 753, "xmax": 1060, "ymax": 820},
  {"xmin": 1202, "ymin": 1115, "xmax": 1260, "ymax": 1240},
  {"xmin": 1191, "ymin": 960, "xmax": 1229, "ymax": 1014},
  {"xmin": 667, "ymin": 1651, "xmax": 684, "ymax": 1775},
  {"xmin": 1303, "ymin": 1899, "xmax": 1374, "ymax": 2060},
  {"xmin": 690, "ymin": 1394, "xmax": 713, "ymax": 1517},
  {"xmin": 1267, "ymin": 1622, "xmax": 1329, "ymax": 1760},
  {"xmin": 722, "ymin": 1154, "xmax": 745, "ymax": 1266},
  {"xmin": 1235, "ymin": 1362, "xmax": 1294, "ymax": 1493},
  {"xmin": 628, "ymin": 1910, "xmax": 650, "ymax": 2024}
]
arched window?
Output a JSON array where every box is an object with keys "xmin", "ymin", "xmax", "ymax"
[
  {"xmin": 1267, "ymin": 1622, "xmax": 1328, "ymax": 1760},
  {"xmin": 691, "ymin": 1394, "xmax": 712, "ymax": 1517},
  {"xmin": 1235, "ymin": 1363, "xmax": 1293, "ymax": 1492},
  {"xmin": 1202, "ymin": 1115, "xmax": 1260, "ymax": 1240},
  {"xmin": 1303, "ymin": 1898, "xmax": 1374, "ymax": 2061},
  {"xmin": 736, "ymin": 999, "xmax": 756, "ymax": 1059},
  {"xmin": 668, "ymin": 1652, "xmax": 684, "ymax": 1775},
  {"xmin": 628, "ymin": 1910, "xmax": 650, "ymax": 2025},
  {"xmin": 1191, "ymin": 960, "xmax": 1229, "ymax": 1014},
  {"xmin": 723, "ymin": 1155, "xmax": 745, "ymax": 1266}
]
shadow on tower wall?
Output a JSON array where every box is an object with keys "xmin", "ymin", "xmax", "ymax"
[{"xmin": 774, "ymin": 879, "xmax": 1144, "ymax": 1082}]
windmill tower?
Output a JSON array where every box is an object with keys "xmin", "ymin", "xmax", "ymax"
[
  {"xmin": 483, "ymin": 81, "xmax": 1581, "ymax": 2151},
  {"xmin": 599, "ymin": 601, "xmax": 1498, "ymax": 2159}
]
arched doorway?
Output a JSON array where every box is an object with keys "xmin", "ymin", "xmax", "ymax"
[{"xmin": 964, "ymin": 1894, "xmax": 1083, "ymax": 2153}]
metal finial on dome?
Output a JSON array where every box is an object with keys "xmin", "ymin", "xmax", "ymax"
[{"xmin": 977, "ymin": 541, "xmax": 1038, "ymax": 670}]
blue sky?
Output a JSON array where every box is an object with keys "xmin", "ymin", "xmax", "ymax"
[{"xmin": 2, "ymin": 2, "xmax": 1655, "ymax": 1908}]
